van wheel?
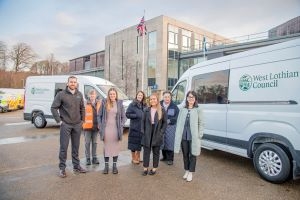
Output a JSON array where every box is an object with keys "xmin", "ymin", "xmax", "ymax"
[
  {"xmin": 33, "ymin": 113, "xmax": 47, "ymax": 128},
  {"xmin": 253, "ymin": 143, "xmax": 290, "ymax": 183}
]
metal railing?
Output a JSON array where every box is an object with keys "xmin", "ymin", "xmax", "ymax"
[{"xmin": 186, "ymin": 31, "xmax": 270, "ymax": 53}]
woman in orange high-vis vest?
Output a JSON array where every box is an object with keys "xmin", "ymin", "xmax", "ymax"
[{"xmin": 82, "ymin": 89, "xmax": 101, "ymax": 165}]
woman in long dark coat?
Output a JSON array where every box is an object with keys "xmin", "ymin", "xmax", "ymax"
[
  {"xmin": 160, "ymin": 91, "xmax": 179, "ymax": 165},
  {"xmin": 126, "ymin": 91, "xmax": 146, "ymax": 164},
  {"xmin": 141, "ymin": 92, "xmax": 167, "ymax": 176}
]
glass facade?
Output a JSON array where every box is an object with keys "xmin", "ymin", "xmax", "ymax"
[
  {"xmin": 148, "ymin": 31, "xmax": 157, "ymax": 87},
  {"xmin": 167, "ymin": 25, "xmax": 179, "ymax": 90},
  {"xmin": 181, "ymin": 29, "xmax": 192, "ymax": 52},
  {"xmin": 167, "ymin": 25, "xmax": 207, "ymax": 90}
]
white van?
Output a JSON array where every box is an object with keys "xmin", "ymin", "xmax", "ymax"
[
  {"xmin": 24, "ymin": 75, "xmax": 131, "ymax": 128},
  {"xmin": 171, "ymin": 38, "xmax": 300, "ymax": 183}
]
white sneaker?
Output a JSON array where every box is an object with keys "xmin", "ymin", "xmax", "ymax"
[
  {"xmin": 183, "ymin": 171, "xmax": 189, "ymax": 179},
  {"xmin": 186, "ymin": 172, "xmax": 193, "ymax": 182}
]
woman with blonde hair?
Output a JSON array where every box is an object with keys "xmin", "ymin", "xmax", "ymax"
[
  {"xmin": 141, "ymin": 92, "xmax": 167, "ymax": 176},
  {"xmin": 98, "ymin": 88, "xmax": 126, "ymax": 174}
]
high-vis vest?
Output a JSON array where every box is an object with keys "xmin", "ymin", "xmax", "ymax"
[{"xmin": 82, "ymin": 101, "xmax": 101, "ymax": 130}]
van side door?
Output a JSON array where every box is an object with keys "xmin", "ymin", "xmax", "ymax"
[{"xmin": 191, "ymin": 65, "xmax": 230, "ymax": 151}]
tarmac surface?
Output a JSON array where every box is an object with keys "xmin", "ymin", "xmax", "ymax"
[{"xmin": 0, "ymin": 110, "xmax": 299, "ymax": 200}]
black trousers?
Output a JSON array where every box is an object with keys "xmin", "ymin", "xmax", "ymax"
[
  {"xmin": 59, "ymin": 122, "xmax": 82, "ymax": 170},
  {"xmin": 143, "ymin": 146, "xmax": 160, "ymax": 168},
  {"xmin": 181, "ymin": 140, "xmax": 197, "ymax": 172},
  {"xmin": 162, "ymin": 149, "xmax": 174, "ymax": 161}
]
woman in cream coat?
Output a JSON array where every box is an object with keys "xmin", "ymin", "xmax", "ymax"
[{"xmin": 174, "ymin": 90, "xmax": 204, "ymax": 182}]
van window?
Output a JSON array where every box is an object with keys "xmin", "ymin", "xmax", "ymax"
[
  {"xmin": 55, "ymin": 83, "xmax": 66, "ymax": 97},
  {"xmin": 171, "ymin": 80, "xmax": 187, "ymax": 105},
  {"xmin": 97, "ymin": 85, "xmax": 129, "ymax": 100},
  {"xmin": 84, "ymin": 85, "xmax": 102, "ymax": 100},
  {"xmin": 192, "ymin": 70, "xmax": 229, "ymax": 104}
]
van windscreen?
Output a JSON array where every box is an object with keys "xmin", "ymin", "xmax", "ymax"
[{"xmin": 97, "ymin": 85, "xmax": 129, "ymax": 100}]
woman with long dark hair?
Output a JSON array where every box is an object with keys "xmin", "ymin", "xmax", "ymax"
[
  {"xmin": 126, "ymin": 91, "xmax": 146, "ymax": 164},
  {"xmin": 174, "ymin": 90, "xmax": 204, "ymax": 182}
]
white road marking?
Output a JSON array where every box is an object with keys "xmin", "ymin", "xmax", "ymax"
[{"xmin": 4, "ymin": 122, "xmax": 31, "ymax": 126}]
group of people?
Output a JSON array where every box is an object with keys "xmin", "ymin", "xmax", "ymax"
[{"xmin": 51, "ymin": 75, "xmax": 204, "ymax": 182}]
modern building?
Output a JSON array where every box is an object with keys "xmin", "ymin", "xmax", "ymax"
[
  {"xmin": 69, "ymin": 50, "xmax": 105, "ymax": 77},
  {"xmin": 269, "ymin": 16, "xmax": 300, "ymax": 38},
  {"xmin": 104, "ymin": 15, "xmax": 230, "ymax": 97}
]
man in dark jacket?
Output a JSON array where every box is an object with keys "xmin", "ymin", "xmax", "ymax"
[{"xmin": 51, "ymin": 76, "xmax": 87, "ymax": 178}]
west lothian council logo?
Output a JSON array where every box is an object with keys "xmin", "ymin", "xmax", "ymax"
[
  {"xmin": 31, "ymin": 87, "xmax": 35, "ymax": 94},
  {"xmin": 239, "ymin": 74, "xmax": 252, "ymax": 91}
]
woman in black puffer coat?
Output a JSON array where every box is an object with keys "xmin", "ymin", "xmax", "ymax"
[{"xmin": 126, "ymin": 91, "xmax": 146, "ymax": 164}]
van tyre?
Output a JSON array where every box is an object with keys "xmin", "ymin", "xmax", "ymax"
[
  {"xmin": 253, "ymin": 143, "xmax": 291, "ymax": 183},
  {"xmin": 33, "ymin": 113, "xmax": 47, "ymax": 128}
]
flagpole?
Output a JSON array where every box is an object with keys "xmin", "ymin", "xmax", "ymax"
[
  {"xmin": 203, "ymin": 46, "xmax": 205, "ymax": 61},
  {"xmin": 203, "ymin": 36, "xmax": 206, "ymax": 61},
  {"xmin": 142, "ymin": 26, "xmax": 145, "ymax": 92},
  {"xmin": 141, "ymin": 10, "xmax": 145, "ymax": 92}
]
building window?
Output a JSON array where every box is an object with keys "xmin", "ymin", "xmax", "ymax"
[
  {"xmin": 148, "ymin": 31, "xmax": 157, "ymax": 51},
  {"xmin": 167, "ymin": 58, "xmax": 178, "ymax": 90},
  {"xmin": 168, "ymin": 24, "xmax": 178, "ymax": 50},
  {"xmin": 168, "ymin": 25, "xmax": 180, "ymax": 90},
  {"xmin": 182, "ymin": 29, "xmax": 192, "ymax": 52},
  {"xmin": 84, "ymin": 56, "xmax": 91, "ymax": 70},
  {"xmin": 194, "ymin": 39, "xmax": 201, "ymax": 51},
  {"xmin": 168, "ymin": 78, "xmax": 178, "ymax": 90},
  {"xmin": 148, "ymin": 31, "xmax": 157, "ymax": 86},
  {"xmin": 148, "ymin": 78, "xmax": 156, "ymax": 86}
]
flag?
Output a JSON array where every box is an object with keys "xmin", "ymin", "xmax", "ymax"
[
  {"xmin": 202, "ymin": 36, "xmax": 207, "ymax": 53},
  {"xmin": 137, "ymin": 16, "xmax": 147, "ymax": 36}
]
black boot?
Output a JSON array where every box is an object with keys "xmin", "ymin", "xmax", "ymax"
[
  {"xmin": 103, "ymin": 162, "xmax": 109, "ymax": 174},
  {"xmin": 86, "ymin": 158, "xmax": 91, "ymax": 165},
  {"xmin": 112, "ymin": 162, "xmax": 118, "ymax": 174},
  {"xmin": 92, "ymin": 157, "xmax": 99, "ymax": 165}
]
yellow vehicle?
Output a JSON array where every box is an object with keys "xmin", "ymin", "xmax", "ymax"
[
  {"xmin": 7, "ymin": 94, "xmax": 19, "ymax": 111},
  {"xmin": 15, "ymin": 93, "xmax": 24, "ymax": 109},
  {"xmin": 0, "ymin": 89, "xmax": 25, "ymax": 111},
  {"xmin": 0, "ymin": 93, "xmax": 9, "ymax": 112}
]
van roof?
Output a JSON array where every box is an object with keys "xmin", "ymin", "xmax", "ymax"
[
  {"xmin": 26, "ymin": 75, "xmax": 116, "ymax": 86},
  {"xmin": 186, "ymin": 38, "xmax": 300, "ymax": 73}
]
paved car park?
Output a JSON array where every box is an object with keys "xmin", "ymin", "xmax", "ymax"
[{"xmin": 0, "ymin": 110, "xmax": 299, "ymax": 200}]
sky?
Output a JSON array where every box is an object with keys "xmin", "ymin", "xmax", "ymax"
[{"xmin": 0, "ymin": 0, "xmax": 299, "ymax": 64}]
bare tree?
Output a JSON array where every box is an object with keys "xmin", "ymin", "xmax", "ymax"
[
  {"xmin": 48, "ymin": 53, "xmax": 56, "ymax": 75},
  {"xmin": 31, "ymin": 58, "xmax": 69, "ymax": 75},
  {"xmin": 0, "ymin": 41, "xmax": 7, "ymax": 70},
  {"xmin": 59, "ymin": 62, "xmax": 69, "ymax": 74},
  {"xmin": 30, "ymin": 60, "xmax": 49, "ymax": 74},
  {"xmin": 9, "ymin": 42, "xmax": 36, "ymax": 72}
]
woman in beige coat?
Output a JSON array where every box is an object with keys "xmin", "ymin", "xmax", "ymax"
[{"xmin": 174, "ymin": 90, "xmax": 204, "ymax": 182}]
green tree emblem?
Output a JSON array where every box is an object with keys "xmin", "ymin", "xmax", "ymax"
[
  {"xmin": 31, "ymin": 87, "xmax": 35, "ymax": 94},
  {"xmin": 239, "ymin": 74, "xmax": 252, "ymax": 91}
]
